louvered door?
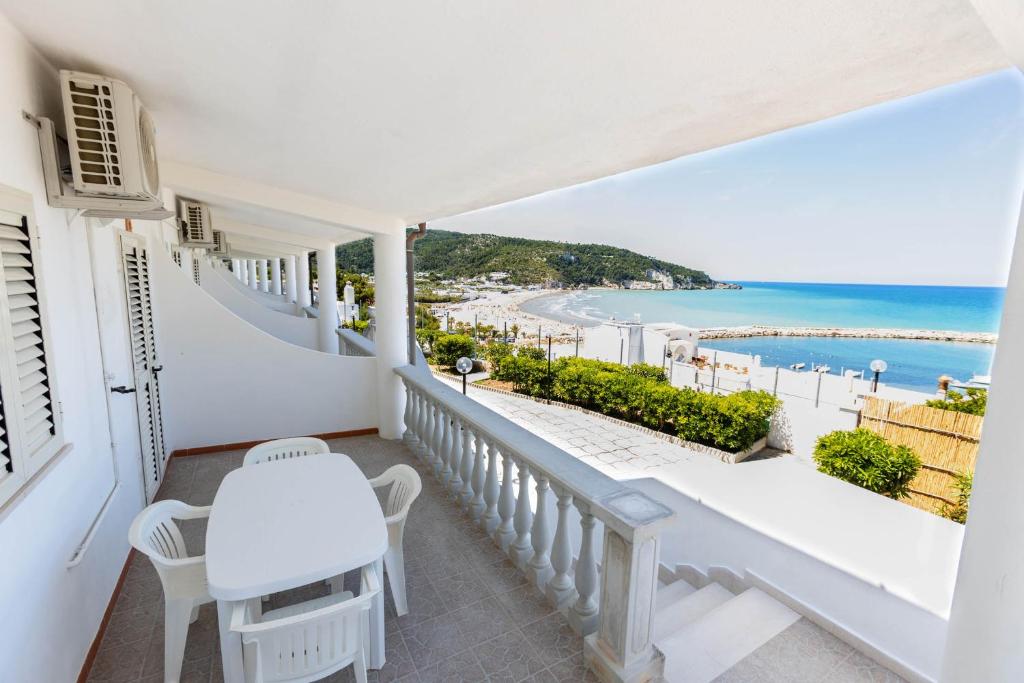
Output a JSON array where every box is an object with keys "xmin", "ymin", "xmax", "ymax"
[
  {"xmin": 0, "ymin": 187, "xmax": 63, "ymax": 505},
  {"xmin": 121, "ymin": 233, "xmax": 167, "ymax": 502}
]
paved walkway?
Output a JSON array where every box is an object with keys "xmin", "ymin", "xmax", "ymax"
[{"xmin": 434, "ymin": 375, "xmax": 729, "ymax": 478}]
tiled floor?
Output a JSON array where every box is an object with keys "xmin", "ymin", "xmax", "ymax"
[{"xmin": 87, "ymin": 435, "xmax": 595, "ymax": 683}]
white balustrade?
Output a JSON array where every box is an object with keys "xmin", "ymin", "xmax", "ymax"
[{"xmin": 395, "ymin": 367, "xmax": 672, "ymax": 683}]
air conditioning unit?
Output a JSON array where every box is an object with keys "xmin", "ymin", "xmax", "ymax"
[
  {"xmin": 209, "ymin": 230, "xmax": 230, "ymax": 257},
  {"xmin": 28, "ymin": 70, "xmax": 172, "ymax": 219},
  {"xmin": 177, "ymin": 199, "xmax": 216, "ymax": 247}
]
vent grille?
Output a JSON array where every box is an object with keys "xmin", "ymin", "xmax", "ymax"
[
  {"xmin": 66, "ymin": 77, "xmax": 122, "ymax": 189},
  {"xmin": 186, "ymin": 204, "xmax": 205, "ymax": 242},
  {"xmin": 192, "ymin": 259, "xmax": 201, "ymax": 285},
  {"xmin": 172, "ymin": 249, "xmax": 182, "ymax": 267},
  {"xmin": 211, "ymin": 230, "xmax": 227, "ymax": 255},
  {"xmin": 0, "ymin": 219, "xmax": 55, "ymax": 454}
]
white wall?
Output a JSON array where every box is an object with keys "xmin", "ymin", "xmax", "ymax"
[
  {"xmin": 630, "ymin": 457, "xmax": 964, "ymax": 681},
  {"xmin": 219, "ymin": 261, "xmax": 296, "ymax": 313},
  {"xmin": 0, "ymin": 16, "xmax": 151, "ymax": 683},
  {"xmin": 152, "ymin": 245, "xmax": 379, "ymax": 450},
  {"xmin": 200, "ymin": 260, "xmax": 319, "ymax": 350}
]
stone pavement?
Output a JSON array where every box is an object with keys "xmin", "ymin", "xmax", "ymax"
[{"xmin": 434, "ymin": 375, "xmax": 721, "ymax": 478}]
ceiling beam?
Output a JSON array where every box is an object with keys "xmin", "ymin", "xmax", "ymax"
[
  {"xmin": 215, "ymin": 216, "xmax": 331, "ymax": 251},
  {"xmin": 162, "ymin": 160, "xmax": 407, "ymax": 236}
]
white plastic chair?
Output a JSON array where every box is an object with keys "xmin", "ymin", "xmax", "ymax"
[
  {"xmin": 243, "ymin": 437, "xmax": 330, "ymax": 467},
  {"xmin": 367, "ymin": 465, "xmax": 422, "ymax": 617},
  {"xmin": 231, "ymin": 565, "xmax": 381, "ymax": 683},
  {"xmin": 128, "ymin": 500, "xmax": 214, "ymax": 683}
]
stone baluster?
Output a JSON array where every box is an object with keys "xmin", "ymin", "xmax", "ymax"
[
  {"xmin": 416, "ymin": 395, "xmax": 431, "ymax": 461},
  {"xmin": 413, "ymin": 391, "xmax": 427, "ymax": 458},
  {"xmin": 469, "ymin": 432, "xmax": 487, "ymax": 523},
  {"xmin": 450, "ymin": 420, "xmax": 468, "ymax": 497},
  {"xmin": 569, "ymin": 502, "xmax": 599, "ymax": 635},
  {"xmin": 480, "ymin": 437, "xmax": 500, "ymax": 533},
  {"xmin": 435, "ymin": 404, "xmax": 451, "ymax": 480},
  {"xmin": 402, "ymin": 384, "xmax": 415, "ymax": 445},
  {"xmin": 510, "ymin": 460, "xmax": 534, "ymax": 569},
  {"xmin": 545, "ymin": 486, "xmax": 577, "ymax": 607},
  {"xmin": 428, "ymin": 400, "xmax": 443, "ymax": 472},
  {"xmin": 459, "ymin": 426, "xmax": 475, "ymax": 510},
  {"xmin": 492, "ymin": 450, "xmax": 516, "ymax": 551},
  {"xmin": 526, "ymin": 475, "xmax": 554, "ymax": 588},
  {"xmin": 440, "ymin": 413, "xmax": 456, "ymax": 489}
]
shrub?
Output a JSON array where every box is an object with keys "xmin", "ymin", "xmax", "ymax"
[
  {"xmin": 551, "ymin": 358, "xmax": 606, "ymax": 407},
  {"xmin": 925, "ymin": 388, "xmax": 987, "ymax": 416},
  {"xmin": 481, "ymin": 342, "xmax": 513, "ymax": 374},
  {"xmin": 432, "ymin": 333, "xmax": 476, "ymax": 369},
  {"xmin": 639, "ymin": 382, "xmax": 679, "ymax": 431},
  {"xmin": 627, "ymin": 363, "xmax": 668, "ymax": 383},
  {"xmin": 813, "ymin": 428, "xmax": 921, "ymax": 499},
  {"xmin": 938, "ymin": 471, "xmax": 972, "ymax": 524},
  {"xmin": 497, "ymin": 355, "xmax": 549, "ymax": 394},
  {"xmin": 518, "ymin": 345, "xmax": 547, "ymax": 361}
]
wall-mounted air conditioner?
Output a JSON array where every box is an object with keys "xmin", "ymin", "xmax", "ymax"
[
  {"xmin": 209, "ymin": 230, "xmax": 230, "ymax": 256},
  {"xmin": 177, "ymin": 199, "xmax": 216, "ymax": 247},
  {"xmin": 27, "ymin": 70, "xmax": 172, "ymax": 219}
]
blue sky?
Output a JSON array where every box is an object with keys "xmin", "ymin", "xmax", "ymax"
[{"xmin": 436, "ymin": 69, "xmax": 1024, "ymax": 286}]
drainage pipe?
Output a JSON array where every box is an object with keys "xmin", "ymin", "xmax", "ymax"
[{"xmin": 406, "ymin": 222, "xmax": 427, "ymax": 364}]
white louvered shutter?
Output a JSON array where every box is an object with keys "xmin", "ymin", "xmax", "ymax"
[
  {"xmin": 0, "ymin": 189, "xmax": 63, "ymax": 504},
  {"xmin": 121, "ymin": 234, "xmax": 167, "ymax": 501}
]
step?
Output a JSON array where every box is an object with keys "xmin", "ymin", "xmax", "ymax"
[
  {"xmin": 654, "ymin": 582, "xmax": 732, "ymax": 643},
  {"xmin": 660, "ymin": 588, "xmax": 800, "ymax": 683}
]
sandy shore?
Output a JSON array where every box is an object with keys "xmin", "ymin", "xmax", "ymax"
[
  {"xmin": 434, "ymin": 287, "xmax": 998, "ymax": 344},
  {"xmin": 432, "ymin": 289, "xmax": 581, "ymax": 339}
]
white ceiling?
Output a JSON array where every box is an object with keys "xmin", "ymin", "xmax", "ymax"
[{"xmin": 0, "ymin": 1, "xmax": 1012, "ymax": 229}]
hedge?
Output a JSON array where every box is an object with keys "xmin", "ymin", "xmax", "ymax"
[
  {"xmin": 493, "ymin": 355, "xmax": 778, "ymax": 453},
  {"xmin": 432, "ymin": 334, "xmax": 476, "ymax": 369}
]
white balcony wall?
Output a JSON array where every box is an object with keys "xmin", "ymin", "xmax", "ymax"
[
  {"xmin": 0, "ymin": 16, "xmax": 153, "ymax": 683},
  {"xmin": 631, "ymin": 458, "xmax": 964, "ymax": 681},
  {"xmin": 200, "ymin": 261, "xmax": 318, "ymax": 349},
  {"xmin": 219, "ymin": 262, "xmax": 296, "ymax": 313},
  {"xmin": 151, "ymin": 245, "xmax": 379, "ymax": 451}
]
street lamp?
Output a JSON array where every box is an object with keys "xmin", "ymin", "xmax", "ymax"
[
  {"xmin": 870, "ymin": 359, "xmax": 887, "ymax": 392},
  {"xmin": 456, "ymin": 356, "xmax": 473, "ymax": 394}
]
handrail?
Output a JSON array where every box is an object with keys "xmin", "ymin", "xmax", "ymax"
[
  {"xmin": 394, "ymin": 365, "xmax": 672, "ymax": 539},
  {"xmin": 302, "ymin": 305, "xmax": 319, "ymax": 318},
  {"xmin": 337, "ymin": 328, "xmax": 376, "ymax": 357}
]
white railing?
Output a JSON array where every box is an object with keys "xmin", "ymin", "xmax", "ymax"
[
  {"xmin": 337, "ymin": 328, "xmax": 376, "ymax": 357},
  {"xmin": 395, "ymin": 366, "xmax": 674, "ymax": 682}
]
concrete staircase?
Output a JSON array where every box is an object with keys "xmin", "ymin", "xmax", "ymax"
[{"xmin": 655, "ymin": 572, "xmax": 801, "ymax": 683}]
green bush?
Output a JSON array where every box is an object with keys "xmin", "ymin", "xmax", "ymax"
[
  {"xmin": 627, "ymin": 363, "xmax": 668, "ymax": 383},
  {"xmin": 925, "ymin": 388, "xmax": 987, "ymax": 416},
  {"xmin": 432, "ymin": 334, "xmax": 476, "ymax": 369},
  {"xmin": 496, "ymin": 355, "xmax": 549, "ymax": 394},
  {"xmin": 481, "ymin": 342, "xmax": 513, "ymax": 374},
  {"xmin": 518, "ymin": 346, "xmax": 547, "ymax": 361},
  {"xmin": 813, "ymin": 428, "xmax": 921, "ymax": 499}
]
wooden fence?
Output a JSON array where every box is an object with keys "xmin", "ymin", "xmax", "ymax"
[{"xmin": 860, "ymin": 396, "xmax": 983, "ymax": 513}]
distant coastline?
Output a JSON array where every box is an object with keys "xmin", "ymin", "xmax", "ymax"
[{"xmin": 700, "ymin": 325, "xmax": 997, "ymax": 344}]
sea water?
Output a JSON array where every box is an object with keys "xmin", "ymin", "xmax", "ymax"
[{"xmin": 520, "ymin": 282, "xmax": 1004, "ymax": 392}]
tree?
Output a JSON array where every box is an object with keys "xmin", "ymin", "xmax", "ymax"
[
  {"xmin": 510, "ymin": 324, "xmax": 520, "ymax": 340},
  {"xmin": 925, "ymin": 388, "xmax": 987, "ymax": 416},
  {"xmin": 813, "ymin": 428, "xmax": 921, "ymax": 499},
  {"xmin": 432, "ymin": 334, "xmax": 476, "ymax": 369}
]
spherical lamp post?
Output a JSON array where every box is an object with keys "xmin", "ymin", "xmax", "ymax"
[
  {"xmin": 870, "ymin": 359, "xmax": 888, "ymax": 393},
  {"xmin": 456, "ymin": 356, "xmax": 473, "ymax": 395}
]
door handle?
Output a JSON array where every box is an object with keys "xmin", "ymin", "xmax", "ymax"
[{"xmin": 110, "ymin": 386, "xmax": 136, "ymax": 394}]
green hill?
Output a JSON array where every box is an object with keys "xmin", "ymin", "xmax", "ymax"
[{"xmin": 335, "ymin": 229, "xmax": 717, "ymax": 289}]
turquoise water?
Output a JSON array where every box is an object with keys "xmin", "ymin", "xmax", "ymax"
[{"xmin": 521, "ymin": 282, "xmax": 1004, "ymax": 392}]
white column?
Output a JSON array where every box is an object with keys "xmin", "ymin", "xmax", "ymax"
[
  {"xmin": 296, "ymin": 251, "xmax": 311, "ymax": 309},
  {"xmin": 942, "ymin": 190, "xmax": 1024, "ymax": 682},
  {"xmin": 231, "ymin": 258, "xmax": 241, "ymax": 279},
  {"xmin": 258, "ymin": 259, "xmax": 269, "ymax": 293},
  {"xmin": 270, "ymin": 257, "xmax": 282, "ymax": 296},
  {"xmin": 316, "ymin": 245, "xmax": 339, "ymax": 353},
  {"xmin": 247, "ymin": 259, "xmax": 258, "ymax": 290},
  {"xmin": 284, "ymin": 255, "xmax": 297, "ymax": 303},
  {"xmin": 372, "ymin": 230, "xmax": 407, "ymax": 439}
]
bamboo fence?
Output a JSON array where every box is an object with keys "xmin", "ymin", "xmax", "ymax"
[{"xmin": 860, "ymin": 397, "xmax": 983, "ymax": 513}]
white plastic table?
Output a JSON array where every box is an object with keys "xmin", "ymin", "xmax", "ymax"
[{"xmin": 206, "ymin": 453, "xmax": 388, "ymax": 683}]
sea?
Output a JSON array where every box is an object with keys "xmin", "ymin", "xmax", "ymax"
[{"xmin": 519, "ymin": 282, "xmax": 1005, "ymax": 393}]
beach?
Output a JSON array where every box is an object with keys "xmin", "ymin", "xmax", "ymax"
[{"xmin": 432, "ymin": 289, "xmax": 583, "ymax": 339}]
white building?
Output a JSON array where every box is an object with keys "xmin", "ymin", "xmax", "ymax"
[{"xmin": 0, "ymin": 3, "xmax": 1020, "ymax": 683}]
